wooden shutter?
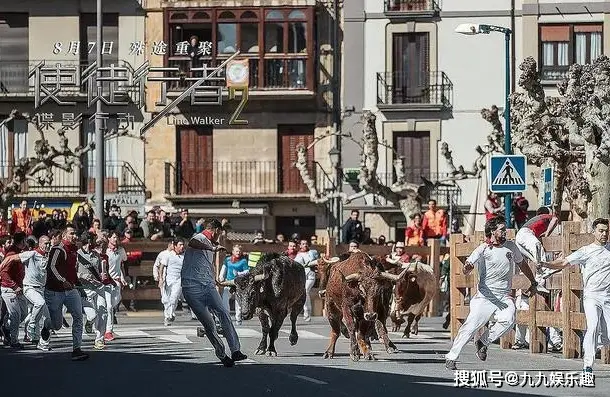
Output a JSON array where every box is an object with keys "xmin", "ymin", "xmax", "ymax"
[
  {"xmin": 391, "ymin": 33, "xmax": 430, "ymax": 104},
  {"xmin": 394, "ymin": 131, "xmax": 430, "ymax": 184},
  {"xmin": 540, "ymin": 25, "xmax": 570, "ymax": 41},
  {"xmin": 279, "ymin": 125, "xmax": 314, "ymax": 194},
  {"xmin": 178, "ymin": 126, "xmax": 213, "ymax": 194}
]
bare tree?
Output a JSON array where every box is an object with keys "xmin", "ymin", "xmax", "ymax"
[
  {"xmin": 295, "ymin": 110, "xmax": 438, "ymax": 221},
  {"xmin": 0, "ymin": 110, "xmax": 144, "ymax": 211}
]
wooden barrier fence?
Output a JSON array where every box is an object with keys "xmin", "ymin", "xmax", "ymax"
[
  {"xmin": 122, "ymin": 237, "xmax": 448, "ymax": 317},
  {"xmin": 449, "ymin": 221, "xmax": 610, "ymax": 364}
]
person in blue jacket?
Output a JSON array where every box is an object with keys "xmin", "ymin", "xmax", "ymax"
[{"xmin": 218, "ymin": 244, "xmax": 249, "ymax": 325}]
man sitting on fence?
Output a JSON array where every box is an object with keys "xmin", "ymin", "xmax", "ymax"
[
  {"xmin": 445, "ymin": 216, "xmax": 538, "ymax": 370},
  {"xmin": 515, "ymin": 206, "xmax": 560, "ymax": 293},
  {"xmin": 540, "ymin": 217, "xmax": 610, "ymax": 376}
]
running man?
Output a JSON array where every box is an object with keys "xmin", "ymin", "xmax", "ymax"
[
  {"xmin": 445, "ymin": 216, "xmax": 537, "ymax": 370},
  {"xmin": 181, "ymin": 218, "xmax": 247, "ymax": 367},
  {"xmin": 540, "ymin": 218, "xmax": 610, "ymax": 376},
  {"xmin": 159, "ymin": 239, "xmax": 185, "ymax": 326}
]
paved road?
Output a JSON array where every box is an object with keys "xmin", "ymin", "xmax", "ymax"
[{"xmin": 0, "ymin": 312, "xmax": 606, "ymax": 396}]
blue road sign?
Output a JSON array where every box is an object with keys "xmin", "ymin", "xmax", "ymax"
[
  {"xmin": 489, "ymin": 155, "xmax": 527, "ymax": 193},
  {"xmin": 542, "ymin": 166, "xmax": 553, "ymax": 207}
]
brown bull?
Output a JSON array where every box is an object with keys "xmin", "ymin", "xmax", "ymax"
[
  {"xmin": 315, "ymin": 252, "xmax": 406, "ymax": 361},
  {"xmin": 389, "ymin": 262, "xmax": 438, "ymax": 338}
]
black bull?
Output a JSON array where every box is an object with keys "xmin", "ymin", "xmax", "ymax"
[{"xmin": 219, "ymin": 253, "xmax": 306, "ymax": 357}]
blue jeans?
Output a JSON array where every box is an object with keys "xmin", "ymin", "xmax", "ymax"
[
  {"xmin": 182, "ymin": 282, "xmax": 241, "ymax": 360},
  {"xmin": 44, "ymin": 289, "xmax": 84, "ymax": 350}
]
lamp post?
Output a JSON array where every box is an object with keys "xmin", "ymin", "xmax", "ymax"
[
  {"xmin": 95, "ymin": 0, "xmax": 105, "ymax": 225},
  {"xmin": 328, "ymin": 146, "xmax": 341, "ymax": 239},
  {"xmin": 455, "ymin": 23, "xmax": 513, "ymax": 227}
]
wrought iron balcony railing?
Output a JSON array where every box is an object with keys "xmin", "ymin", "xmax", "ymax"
[
  {"xmin": 0, "ymin": 161, "xmax": 145, "ymax": 197},
  {"xmin": 384, "ymin": 0, "xmax": 441, "ymax": 15},
  {"xmin": 377, "ymin": 71, "xmax": 453, "ymax": 109}
]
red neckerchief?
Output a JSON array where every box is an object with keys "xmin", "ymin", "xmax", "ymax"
[
  {"xmin": 230, "ymin": 255, "xmax": 241, "ymax": 263},
  {"xmin": 299, "ymin": 247, "xmax": 308, "ymax": 253},
  {"xmin": 202, "ymin": 230, "xmax": 214, "ymax": 241},
  {"xmin": 35, "ymin": 248, "xmax": 45, "ymax": 255},
  {"xmin": 62, "ymin": 240, "xmax": 75, "ymax": 252}
]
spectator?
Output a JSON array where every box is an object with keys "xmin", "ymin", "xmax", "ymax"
[
  {"xmin": 513, "ymin": 193, "xmax": 530, "ymax": 228},
  {"xmin": 89, "ymin": 218, "xmax": 104, "ymax": 238},
  {"xmin": 103, "ymin": 205, "xmax": 123, "ymax": 231},
  {"xmin": 377, "ymin": 235, "xmax": 386, "ymax": 245},
  {"xmin": 361, "ymin": 228, "xmax": 374, "ymax": 245},
  {"xmin": 285, "ymin": 241, "xmax": 298, "ymax": 260},
  {"xmin": 72, "ymin": 206, "xmax": 91, "ymax": 236},
  {"xmin": 405, "ymin": 214, "xmax": 424, "ymax": 247},
  {"xmin": 348, "ymin": 240, "xmax": 360, "ymax": 252},
  {"xmin": 125, "ymin": 215, "xmax": 143, "ymax": 238},
  {"xmin": 310, "ymin": 235, "xmax": 318, "ymax": 246},
  {"xmin": 46, "ymin": 210, "xmax": 65, "ymax": 231},
  {"xmin": 10, "ymin": 200, "xmax": 33, "ymax": 235},
  {"xmin": 252, "ymin": 230, "xmax": 273, "ymax": 244},
  {"xmin": 158, "ymin": 210, "xmax": 174, "ymax": 238},
  {"xmin": 195, "ymin": 218, "xmax": 205, "ymax": 233},
  {"xmin": 341, "ymin": 210, "xmax": 363, "ymax": 244},
  {"xmin": 174, "ymin": 209, "xmax": 195, "ymax": 239},
  {"xmin": 0, "ymin": 212, "xmax": 9, "ymax": 237},
  {"xmin": 387, "ymin": 241, "xmax": 410, "ymax": 263},
  {"xmin": 275, "ymin": 234, "xmax": 286, "ymax": 244},
  {"xmin": 31, "ymin": 210, "xmax": 49, "ymax": 239},
  {"xmin": 140, "ymin": 211, "xmax": 164, "ymax": 241},
  {"xmin": 485, "ymin": 191, "xmax": 504, "ymax": 220},
  {"xmin": 422, "ymin": 199, "xmax": 448, "ymax": 243}
]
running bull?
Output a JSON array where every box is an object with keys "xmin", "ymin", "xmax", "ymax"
[
  {"xmin": 389, "ymin": 261, "xmax": 438, "ymax": 338},
  {"xmin": 313, "ymin": 252, "xmax": 406, "ymax": 361},
  {"xmin": 218, "ymin": 252, "xmax": 306, "ymax": 356}
]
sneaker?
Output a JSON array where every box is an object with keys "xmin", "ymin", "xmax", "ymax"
[
  {"xmin": 220, "ymin": 355, "xmax": 234, "ymax": 368},
  {"xmin": 196, "ymin": 327, "xmax": 206, "ymax": 337},
  {"xmin": 170, "ymin": 315, "xmax": 175, "ymax": 322},
  {"xmin": 104, "ymin": 332, "xmax": 115, "ymax": 342},
  {"xmin": 71, "ymin": 348, "xmax": 89, "ymax": 361},
  {"xmin": 235, "ymin": 320, "xmax": 242, "ymax": 326},
  {"xmin": 23, "ymin": 333, "xmax": 32, "ymax": 343},
  {"xmin": 62, "ymin": 318, "xmax": 70, "ymax": 328},
  {"xmin": 549, "ymin": 342, "xmax": 562, "ymax": 352},
  {"xmin": 10, "ymin": 342, "xmax": 24, "ymax": 350},
  {"xmin": 85, "ymin": 321, "xmax": 93, "ymax": 334},
  {"xmin": 232, "ymin": 351, "xmax": 248, "ymax": 362},
  {"xmin": 445, "ymin": 359, "xmax": 457, "ymax": 370},
  {"xmin": 475, "ymin": 340, "xmax": 487, "ymax": 361},
  {"xmin": 512, "ymin": 341, "xmax": 529, "ymax": 350},
  {"xmin": 37, "ymin": 339, "xmax": 51, "ymax": 351},
  {"xmin": 304, "ymin": 316, "xmax": 311, "ymax": 322},
  {"xmin": 164, "ymin": 318, "xmax": 172, "ymax": 326},
  {"xmin": 94, "ymin": 340, "xmax": 105, "ymax": 350}
]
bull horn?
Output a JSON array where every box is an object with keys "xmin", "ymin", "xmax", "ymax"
[
  {"xmin": 380, "ymin": 268, "xmax": 409, "ymax": 282},
  {"xmin": 218, "ymin": 279, "xmax": 235, "ymax": 287},
  {"xmin": 253, "ymin": 273, "xmax": 266, "ymax": 282},
  {"xmin": 320, "ymin": 256, "xmax": 340, "ymax": 264},
  {"xmin": 344, "ymin": 272, "xmax": 361, "ymax": 282}
]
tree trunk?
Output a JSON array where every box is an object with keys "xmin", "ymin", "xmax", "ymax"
[
  {"xmin": 587, "ymin": 159, "xmax": 610, "ymax": 219},
  {"xmin": 552, "ymin": 162, "xmax": 567, "ymax": 215}
]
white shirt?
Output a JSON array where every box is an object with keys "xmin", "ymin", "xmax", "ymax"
[
  {"xmin": 182, "ymin": 233, "xmax": 216, "ymax": 287},
  {"xmin": 295, "ymin": 250, "xmax": 319, "ymax": 280},
  {"xmin": 467, "ymin": 241, "xmax": 523, "ymax": 298},
  {"xmin": 106, "ymin": 246, "xmax": 127, "ymax": 280},
  {"xmin": 565, "ymin": 243, "xmax": 610, "ymax": 297},
  {"xmin": 20, "ymin": 250, "xmax": 47, "ymax": 287},
  {"xmin": 164, "ymin": 251, "xmax": 184, "ymax": 282},
  {"xmin": 153, "ymin": 249, "xmax": 172, "ymax": 281}
]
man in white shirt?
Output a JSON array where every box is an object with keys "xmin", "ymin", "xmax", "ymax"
[
  {"xmin": 104, "ymin": 231, "xmax": 127, "ymax": 342},
  {"xmin": 445, "ymin": 216, "xmax": 537, "ymax": 370},
  {"xmin": 181, "ymin": 218, "xmax": 247, "ymax": 367},
  {"xmin": 159, "ymin": 239, "xmax": 185, "ymax": 326},
  {"xmin": 153, "ymin": 241, "xmax": 175, "ymax": 284},
  {"xmin": 294, "ymin": 239, "xmax": 319, "ymax": 322},
  {"xmin": 541, "ymin": 217, "xmax": 610, "ymax": 375}
]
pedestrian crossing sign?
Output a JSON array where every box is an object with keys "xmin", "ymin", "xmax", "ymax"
[{"xmin": 489, "ymin": 155, "xmax": 527, "ymax": 193}]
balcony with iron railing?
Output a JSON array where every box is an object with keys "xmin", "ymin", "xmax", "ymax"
[
  {"xmin": 376, "ymin": 71, "xmax": 453, "ymax": 111},
  {"xmin": 0, "ymin": 161, "xmax": 145, "ymax": 197},
  {"xmin": 384, "ymin": 0, "xmax": 441, "ymax": 18},
  {"xmin": 164, "ymin": 161, "xmax": 318, "ymax": 198}
]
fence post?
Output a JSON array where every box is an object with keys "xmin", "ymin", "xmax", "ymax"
[
  {"xmin": 427, "ymin": 239, "xmax": 441, "ymax": 317},
  {"xmin": 449, "ymin": 233, "xmax": 464, "ymax": 339},
  {"xmin": 562, "ymin": 221, "xmax": 581, "ymax": 359}
]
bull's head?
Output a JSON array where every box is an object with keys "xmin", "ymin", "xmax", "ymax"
[
  {"xmin": 218, "ymin": 270, "xmax": 269, "ymax": 320},
  {"xmin": 313, "ymin": 256, "xmax": 340, "ymax": 289},
  {"xmin": 340, "ymin": 268, "xmax": 408, "ymax": 322}
]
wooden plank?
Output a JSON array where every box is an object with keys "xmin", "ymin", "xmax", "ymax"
[
  {"xmin": 569, "ymin": 233, "xmax": 594, "ymax": 251},
  {"xmin": 515, "ymin": 309, "xmax": 531, "ymax": 324},
  {"xmin": 128, "ymin": 263, "xmax": 154, "ymax": 277},
  {"xmin": 427, "ymin": 238, "xmax": 441, "ymax": 317},
  {"xmin": 540, "ymin": 235, "xmax": 562, "ymax": 252},
  {"xmin": 570, "ymin": 312, "xmax": 587, "ymax": 330},
  {"xmin": 454, "ymin": 305, "xmax": 470, "ymax": 320},
  {"xmin": 449, "ymin": 234, "xmax": 463, "ymax": 339},
  {"xmin": 452, "ymin": 274, "xmax": 477, "ymax": 288},
  {"xmin": 562, "ymin": 221, "xmax": 582, "ymax": 359},
  {"xmin": 534, "ymin": 311, "xmax": 562, "ymax": 328},
  {"xmin": 453, "ymin": 242, "xmax": 480, "ymax": 258}
]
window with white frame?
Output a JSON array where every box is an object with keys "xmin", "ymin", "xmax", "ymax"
[
  {"xmin": 82, "ymin": 118, "xmax": 119, "ymax": 179},
  {"xmin": 0, "ymin": 119, "xmax": 27, "ymax": 178}
]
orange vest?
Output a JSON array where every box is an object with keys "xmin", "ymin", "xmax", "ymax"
[
  {"xmin": 11, "ymin": 209, "xmax": 32, "ymax": 234},
  {"xmin": 423, "ymin": 209, "xmax": 445, "ymax": 237},
  {"xmin": 405, "ymin": 225, "xmax": 424, "ymax": 246}
]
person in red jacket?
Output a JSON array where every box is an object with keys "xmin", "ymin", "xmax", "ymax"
[
  {"xmin": 0, "ymin": 232, "xmax": 28, "ymax": 348},
  {"xmin": 45, "ymin": 225, "xmax": 89, "ymax": 361},
  {"xmin": 0, "ymin": 232, "xmax": 26, "ymax": 346}
]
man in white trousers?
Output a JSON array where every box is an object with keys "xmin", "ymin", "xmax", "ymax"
[
  {"xmin": 153, "ymin": 240, "xmax": 174, "ymax": 287},
  {"xmin": 104, "ymin": 231, "xmax": 127, "ymax": 342},
  {"xmin": 294, "ymin": 238, "xmax": 319, "ymax": 322},
  {"xmin": 541, "ymin": 217, "xmax": 610, "ymax": 376},
  {"xmin": 159, "ymin": 239, "xmax": 185, "ymax": 326},
  {"xmin": 2, "ymin": 235, "xmax": 52, "ymax": 350},
  {"xmin": 445, "ymin": 216, "xmax": 537, "ymax": 370}
]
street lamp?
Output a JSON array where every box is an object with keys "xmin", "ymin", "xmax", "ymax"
[
  {"xmin": 328, "ymin": 146, "xmax": 341, "ymax": 239},
  {"xmin": 455, "ymin": 23, "xmax": 513, "ymax": 227},
  {"xmin": 328, "ymin": 147, "xmax": 341, "ymax": 169}
]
